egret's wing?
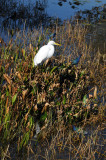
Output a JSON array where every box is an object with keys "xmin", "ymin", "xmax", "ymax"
[{"xmin": 34, "ymin": 45, "xmax": 50, "ymax": 66}]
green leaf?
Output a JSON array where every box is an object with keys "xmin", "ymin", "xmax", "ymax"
[
  {"xmin": 12, "ymin": 93, "xmax": 17, "ymax": 105},
  {"xmin": 83, "ymin": 95, "xmax": 87, "ymax": 106},
  {"xmin": 63, "ymin": 95, "xmax": 66, "ymax": 105},
  {"xmin": 40, "ymin": 112, "xmax": 47, "ymax": 122},
  {"xmin": 38, "ymin": 35, "xmax": 42, "ymax": 43},
  {"xmin": 6, "ymin": 90, "xmax": 9, "ymax": 97},
  {"xmin": 1, "ymin": 66, "xmax": 5, "ymax": 73},
  {"xmin": 50, "ymin": 66, "xmax": 58, "ymax": 73},
  {"xmin": 19, "ymin": 131, "xmax": 30, "ymax": 149},
  {"xmin": 80, "ymin": 70, "xmax": 85, "ymax": 77},
  {"xmin": 22, "ymin": 49, "xmax": 25, "ymax": 57}
]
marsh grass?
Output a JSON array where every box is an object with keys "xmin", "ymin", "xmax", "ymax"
[{"xmin": 0, "ymin": 21, "xmax": 105, "ymax": 159}]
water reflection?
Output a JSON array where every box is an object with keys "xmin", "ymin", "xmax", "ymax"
[
  {"xmin": 0, "ymin": 0, "xmax": 49, "ymax": 34},
  {"xmin": 0, "ymin": 0, "xmax": 106, "ymax": 35},
  {"xmin": 0, "ymin": 0, "xmax": 106, "ymax": 52}
]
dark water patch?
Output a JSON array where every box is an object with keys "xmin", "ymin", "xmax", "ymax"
[
  {"xmin": 0, "ymin": 0, "xmax": 61, "ymax": 41},
  {"xmin": 0, "ymin": 0, "xmax": 106, "ymax": 38},
  {"xmin": 73, "ymin": 4, "xmax": 106, "ymax": 54}
]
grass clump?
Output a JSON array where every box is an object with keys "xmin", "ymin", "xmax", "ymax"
[{"xmin": 0, "ymin": 21, "xmax": 105, "ymax": 159}]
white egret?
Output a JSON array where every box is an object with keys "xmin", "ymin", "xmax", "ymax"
[{"xmin": 34, "ymin": 40, "xmax": 61, "ymax": 66}]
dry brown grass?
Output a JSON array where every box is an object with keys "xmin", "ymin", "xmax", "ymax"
[{"xmin": 0, "ymin": 20, "xmax": 105, "ymax": 160}]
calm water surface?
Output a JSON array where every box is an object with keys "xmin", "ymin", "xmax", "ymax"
[
  {"xmin": 0, "ymin": 0, "xmax": 106, "ymax": 36},
  {"xmin": 47, "ymin": 0, "xmax": 106, "ymax": 19},
  {"xmin": 14, "ymin": 0, "xmax": 106, "ymax": 20}
]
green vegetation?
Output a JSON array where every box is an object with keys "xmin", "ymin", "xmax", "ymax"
[{"xmin": 0, "ymin": 21, "xmax": 105, "ymax": 159}]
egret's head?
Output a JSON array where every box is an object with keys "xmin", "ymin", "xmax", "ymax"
[{"xmin": 48, "ymin": 40, "xmax": 61, "ymax": 46}]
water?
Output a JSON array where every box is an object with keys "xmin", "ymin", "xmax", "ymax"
[
  {"xmin": 13, "ymin": 0, "xmax": 106, "ymax": 20},
  {"xmin": 47, "ymin": 0, "xmax": 106, "ymax": 19},
  {"xmin": 0, "ymin": 0, "xmax": 106, "ymax": 39}
]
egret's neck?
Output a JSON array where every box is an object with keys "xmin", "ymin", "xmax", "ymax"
[{"xmin": 47, "ymin": 45, "xmax": 54, "ymax": 58}]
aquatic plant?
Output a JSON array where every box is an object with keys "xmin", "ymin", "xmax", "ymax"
[{"xmin": 0, "ymin": 20, "xmax": 105, "ymax": 159}]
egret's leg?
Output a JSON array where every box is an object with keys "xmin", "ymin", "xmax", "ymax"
[{"xmin": 45, "ymin": 59, "xmax": 49, "ymax": 66}]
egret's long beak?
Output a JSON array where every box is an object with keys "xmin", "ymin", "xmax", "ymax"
[{"xmin": 54, "ymin": 42, "xmax": 61, "ymax": 46}]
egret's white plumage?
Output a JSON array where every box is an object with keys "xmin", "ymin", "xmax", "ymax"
[{"xmin": 34, "ymin": 41, "xmax": 61, "ymax": 66}]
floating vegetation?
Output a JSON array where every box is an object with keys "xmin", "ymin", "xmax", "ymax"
[{"xmin": 0, "ymin": 21, "xmax": 105, "ymax": 159}]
